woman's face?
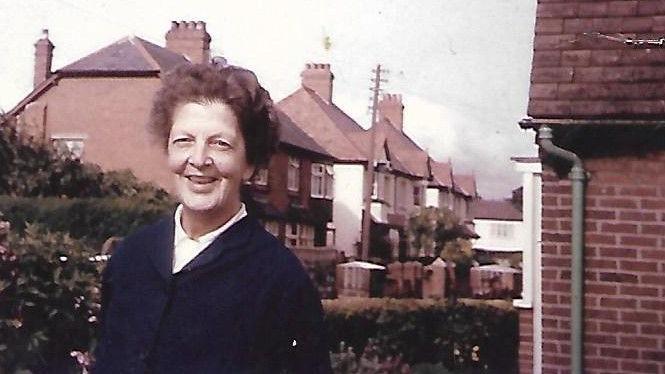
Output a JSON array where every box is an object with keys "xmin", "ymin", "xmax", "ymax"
[{"xmin": 167, "ymin": 101, "xmax": 254, "ymax": 215}]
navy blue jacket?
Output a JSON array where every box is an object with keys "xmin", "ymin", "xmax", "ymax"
[{"xmin": 93, "ymin": 215, "xmax": 332, "ymax": 373}]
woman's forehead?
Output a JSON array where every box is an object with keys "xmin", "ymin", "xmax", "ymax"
[{"xmin": 171, "ymin": 101, "xmax": 240, "ymax": 135}]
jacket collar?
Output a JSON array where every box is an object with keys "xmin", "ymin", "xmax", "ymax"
[{"xmin": 147, "ymin": 213, "xmax": 259, "ymax": 281}]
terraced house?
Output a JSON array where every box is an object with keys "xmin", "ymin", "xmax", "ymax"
[{"xmin": 278, "ymin": 63, "xmax": 477, "ymax": 261}]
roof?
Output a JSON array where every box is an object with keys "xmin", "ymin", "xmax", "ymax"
[
  {"xmin": 528, "ymin": 0, "xmax": 665, "ymax": 119},
  {"xmin": 429, "ymin": 159, "xmax": 453, "ymax": 188},
  {"xmin": 275, "ymin": 110, "xmax": 331, "ymax": 158},
  {"xmin": 370, "ymin": 120, "xmax": 430, "ymax": 178},
  {"xmin": 453, "ymin": 174, "xmax": 478, "ymax": 198},
  {"xmin": 60, "ymin": 36, "xmax": 187, "ymax": 73},
  {"xmin": 276, "ymin": 87, "xmax": 368, "ymax": 162},
  {"xmin": 10, "ymin": 36, "xmax": 187, "ymax": 116},
  {"xmin": 470, "ymin": 199, "xmax": 522, "ymax": 221}
]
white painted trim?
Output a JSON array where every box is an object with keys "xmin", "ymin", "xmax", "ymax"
[{"xmin": 513, "ymin": 158, "xmax": 542, "ymax": 374}]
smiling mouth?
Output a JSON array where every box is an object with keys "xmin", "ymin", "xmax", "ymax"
[{"xmin": 185, "ymin": 175, "xmax": 218, "ymax": 184}]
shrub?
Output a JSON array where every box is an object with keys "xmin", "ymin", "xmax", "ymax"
[
  {"xmin": 0, "ymin": 224, "xmax": 103, "ymax": 373},
  {"xmin": 0, "ymin": 196, "xmax": 174, "ymax": 247},
  {"xmin": 0, "ymin": 122, "xmax": 169, "ymax": 200},
  {"xmin": 323, "ymin": 298, "xmax": 518, "ymax": 373}
]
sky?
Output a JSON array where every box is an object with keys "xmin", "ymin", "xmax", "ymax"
[{"xmin": 0, "ymin": 0, "xmax": 538, "ymax": 198}]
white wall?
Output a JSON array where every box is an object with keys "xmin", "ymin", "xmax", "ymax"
[
  {"xmin": 425, "ymin": 187, "xmax": 438, "ymax": 207},
  {"xmin": 332, "ymin": 164, "xmax": 365, "ymax": 258}
]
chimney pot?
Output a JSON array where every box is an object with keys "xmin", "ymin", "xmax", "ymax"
[
  {"xmin": 301, "ymin": 62, "xmax": 334, "ymax": 103},
  {"xmin": 378, "ymin": 92, "xmax": 405, "ymax": 131},
  {"xmin": 165, "ymin": 20, "xmax": 211, "ymax": 64}
]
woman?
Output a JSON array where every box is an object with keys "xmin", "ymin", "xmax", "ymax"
[{"xmin": 93, "ymin": 62, "xmax": 332, "ymax": 373}]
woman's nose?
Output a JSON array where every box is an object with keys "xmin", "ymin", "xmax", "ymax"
[{"xmin": 187, "ymin": 143, "xmax": 212, "ymax": 167}]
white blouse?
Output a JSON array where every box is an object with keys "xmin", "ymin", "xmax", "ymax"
[{"xmin": 172, "ymin": 203, "xmax": 247, "ymax": 273}]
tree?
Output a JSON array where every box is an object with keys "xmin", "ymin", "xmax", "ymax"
[{"xmin": 407, "ymin": 207, "xmax": 474, "ymax": 299}]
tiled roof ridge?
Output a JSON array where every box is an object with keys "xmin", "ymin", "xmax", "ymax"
[
  {"xmin": 130, "ymin": 36, "xmax": 161, "ymax": 70},
  {"xmin": 58, "ymin": 36, "xmax": 141, "ymax": 72},
  {"xmin": 300, "ymin": 87, "xmax": 370, "ymax": 158}
]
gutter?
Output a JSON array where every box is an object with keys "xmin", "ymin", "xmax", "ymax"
[{"xmin": 537, "ymin": 125, "xmax": 586, "ymax": 374}]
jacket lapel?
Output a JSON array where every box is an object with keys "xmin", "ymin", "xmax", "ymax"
[{"xmin": 183, "ymin": 216, "xmax": 259, "ymax": 272}]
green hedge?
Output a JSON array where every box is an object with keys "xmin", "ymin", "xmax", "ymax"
[
  {"xmin": 323, "ymin": 298, "xmax": 518, "ymax": 372},
  {"xmin": 0, "ymin": 196, "xmax": 175, "ymax": 247},
  {"xmin": 1, "ymin": 225, "xmax": 101, "ymax": 373}
]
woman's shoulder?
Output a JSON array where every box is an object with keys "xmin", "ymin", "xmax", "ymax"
[
  {"xmin": 106, "ymin": 216, "xmax": 172, "ymax": 262},
  {"xmin": 248, "ymin": 221, "xmax": 310, "ymax": 283}
]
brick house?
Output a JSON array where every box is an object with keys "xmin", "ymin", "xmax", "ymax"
[
  {"xmin": 278, "ymin": 64, "xmax": 476, "ymax": 261},
  {"xmin": 519, "ymin": 2, "xmax": 665, "ymax": 373},
  {"xmin": 8, "ymin": 22, "xmax": 338, "ymax": 265}
]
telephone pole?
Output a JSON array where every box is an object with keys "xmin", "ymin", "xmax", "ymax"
[{"xmin": 360, "ymin": 64, "xmax": 387, "ymax": 261}]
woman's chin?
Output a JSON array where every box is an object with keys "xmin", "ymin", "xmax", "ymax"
[{"xmin": 180, "ymin": 195, "xmax": 223, "ymax": 213}]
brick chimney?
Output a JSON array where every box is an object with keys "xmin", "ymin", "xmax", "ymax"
[
  {"xmin": 378, "ymin": 94, "xmax": 404, "ymax": 131},
  {"xmin": 33, "ymin": 29, "xmax": 54, "ymax": 88},
  {"xmin": 165, "ymin": 21, "xmax": 211, "ymax": 64},
  {"xmin": 301, "ymin": 63, "xmax": 334, "ymax": 103}
]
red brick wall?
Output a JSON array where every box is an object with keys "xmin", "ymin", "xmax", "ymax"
[
  {"xmin": 540, "ymin": 150, "xmax": 665, "ymax": 374},
  {"xmin": 519, "ymin": 307, "xmax": 534, "ymax": 374},
  {"xmin": 24, "ymin": 76, "xmax": 173, "ymax": 189},
  {"xmin": 529, "ymin": 0, "xmax": 665, "ymax": 119}
]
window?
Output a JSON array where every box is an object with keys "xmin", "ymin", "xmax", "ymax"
[
  {"xmin": 311, "ymin": 164, "xmax": 325, "ymax": 197},
  {"xmin": 372, "ymin": 171, "xmax": 380, "ymax": 199},
  {"xmin": 397, "ymin": 179, "xmax": 408, "ymax": 209},
  {"xmin": 288, "ymin": 157, "xmax": 300, "ymax": 192},
  {"xmin": 286, "ymin": 223, "xmax": 298, "ymax": 247},
  {"xmin": 51, "ymin": 136, "xmax": 85, "ymax": 159},
  {"xmin": 254, "ymin": 168, "xmax": 269, "ymax": 186},
  {"xmin": 492, "ymin": 223, "xmax": 514, "ymax": 239},
  {"xmin": 311, "ymin": 163, "xmax": 335, "ymax": 199},
  {"xmin": 413, "ymin": 186, "xmax": 422, "ymax": 206},
  {"xmin": 325, "ymin": 165, "xmax": 334, "ymax": 199},
  {"xmin": 299, "ymin": 224, "xmax": 315, "ymax": 247},
  {"xmin": 383, "ymin": 174, "xmax": 392, "ymax": 203},
  {"xmin": 285, "ymin": 223, "xmax": 315, "ymax": 247}
]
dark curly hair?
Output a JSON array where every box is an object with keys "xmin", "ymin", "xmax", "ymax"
[{"xmin": 148, "ymin": 62, "xmax": 280, "ymax": 168}]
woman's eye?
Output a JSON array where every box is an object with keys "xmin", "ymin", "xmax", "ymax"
[
  {"xmin": 172, "ymin": 137, "xmax": 192, "ymax": 145},
  {"xmin": 212, "ymin": 139, "xmax": 231, "ymax": 149}
]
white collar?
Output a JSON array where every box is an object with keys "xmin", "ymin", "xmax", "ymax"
[{"xmin": 173, "ymin": 203, "xmax": 248, "ymax": 247}]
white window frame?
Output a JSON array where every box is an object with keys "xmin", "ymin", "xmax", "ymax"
[
  {"xmin": 288, "ymin": 157, "xmax": 300, "ymax": 192},
  {"xmin": 286, "ymin": 222, "xmax": 298, "ymax": 247},
  {"xmin": 298, "ymin": 223, "xmax": 314, "ymax": 247},
  {"xmin": 51, "ymin": 134, "xmax": 87, "ymax": 159},
  {"xmin": 325, "ymin": 165, "xmax": 334, "ymax": 199},
  {"xmin": 311, "ymin": 163, "xmax": 325, "ymax": 198}
]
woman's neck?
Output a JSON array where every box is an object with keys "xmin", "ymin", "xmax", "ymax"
[{"xmin": 180, "ymin": 201, "xmax": 241, "ymax": 239}]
